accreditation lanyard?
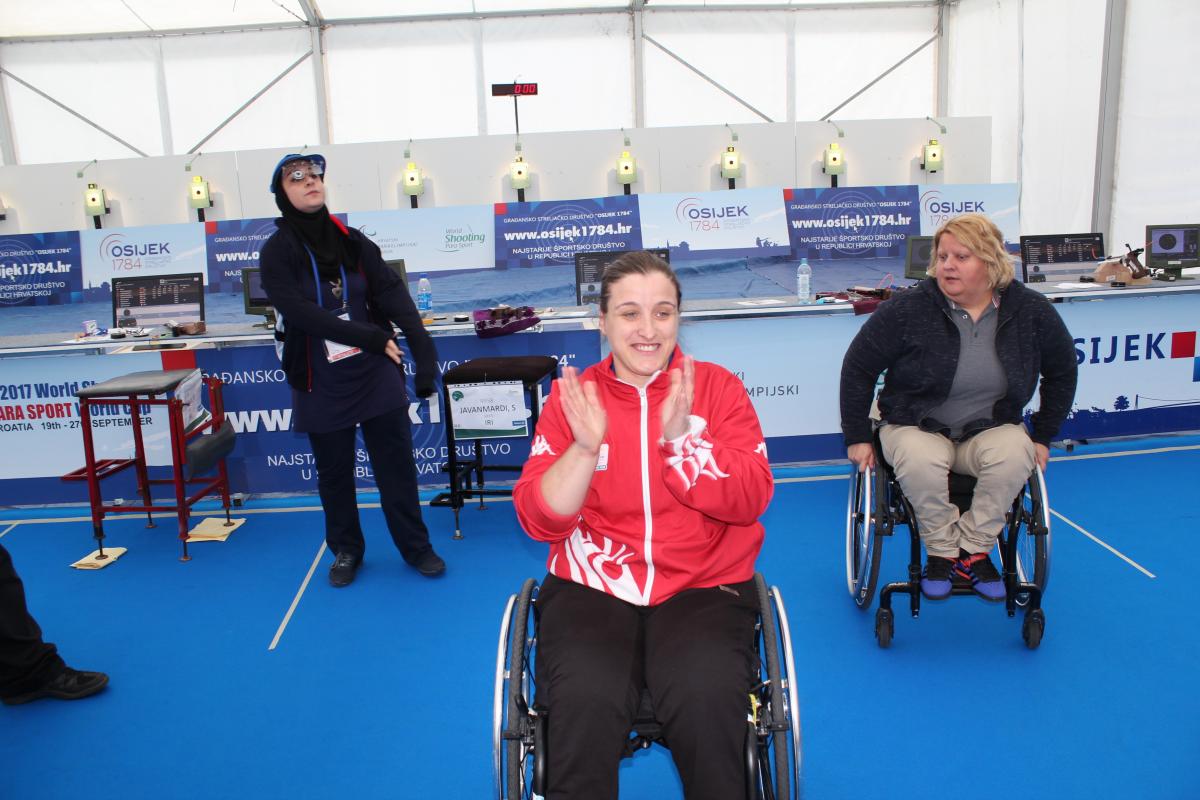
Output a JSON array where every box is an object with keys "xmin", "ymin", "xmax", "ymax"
[{"xmin": 305, "ymin": 247, "xmax": 362, "ymax": 363}]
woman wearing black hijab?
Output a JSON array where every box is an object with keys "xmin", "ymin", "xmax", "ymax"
[{"xmin": 259, "ymin": 153, "xmax": 445, "ymax": 586}]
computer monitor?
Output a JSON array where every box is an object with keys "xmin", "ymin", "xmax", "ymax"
[
  {"xmin": 1145, "ymin": 224, "xmax": 1200, "ymax": 277},
  {"xmin": 241, "ymin": 267, "xmax": 274, "ymax": 325},
  {"xmin": 385, "ymin": 258, "xmax": 408, "ymax": 287},
  {"xmin": 1018, "ymin": 232, "xmax": 1105, "ymax": 282},
  {"xmin": 111, "ymin": 273, "xmax": 204, "ymax": 329},
  {"xmin": 573, "ymin": 249, "xmax": 670, "ymax": 305},
  {"xmin": 904, "ymin": 236, "xmax": 934, "ymax": 280}
]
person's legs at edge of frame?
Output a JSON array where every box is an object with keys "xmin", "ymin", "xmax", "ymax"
[
  {"xmin": 308, "ymin": 424, "xmax": 367, "ymax": 587},
  {"xmin": 643, "ymin": 579, "xmax": 759, "ymax": 800},
  {"xmin": 950, "ymin": 423, "xmax": 1036, "ymax": 601},
  {"xmin": 359, "ymin": 407, "xmax": 444, "ymax": 577},
  {"xmin": 0, "ymin": 543, "xmax": 108, "ymax": 705},
  {"xmin": 879, "ymin": 424, "xmax": 959, "ymax": 600},
  {"xmin": 535, "ymin": 575, "xmax": 642, "ymax": 800}
]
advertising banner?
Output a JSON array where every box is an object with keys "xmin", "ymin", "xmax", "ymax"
[
  {"xmin": 918, "ymin": 183, "xmax": 1020, "ymax": 245},
  {"xmin": 350, "ymin": 205, "xmax": 494, "ymax": 273},
  {"xmin": 0, "ymin": 231, "xmax": 83, "ymax": 307},
  {"xmin": 784, "ymin": 185, "xmax": 919, "ymax": 260},
  {"xmin": 678, "ymin": 313, "xmax": 868, "ymax": 462},
  {"xmin": 1055, "ymin": 294, "xmax": 1200, "ymax": 439},
  {"xmin": 0, "ymin": 351, "xmax": 172, "ymax": 481},
  {"xmin": 494, "ymin": 195, "xmax": 641, "ymax": 268},
  {"xmin": 80, "ymin": 222, "xmax": 208, "ymax": 299},
  {"xmin": 638, "ymin": 188, "xmax": 791, "ymax": 261},
  {"xmin": 193, "ymin": 328, "xmax": 600, "ymax": 494},
  {"xmin": 204, "ymin": 217, "xmax": 278, "ymax": 293}
]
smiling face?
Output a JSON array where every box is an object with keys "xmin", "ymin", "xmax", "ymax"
[
  {"xmin": 599, "ymin": 271, "xmax": 680, "ymax": 387},
  {"xmin": 935, "ymin": 231, "xmax": 992, "ymax": 308},
  {"xmin": 281, "ymin": 161, "xmax": 326, "ymax": 213}
]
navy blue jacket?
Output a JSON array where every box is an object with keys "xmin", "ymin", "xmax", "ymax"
[
  {"xmin": 259, "ymin": 218, "xmax": 438, "ymax": 396},
  {"xmin": 840, "ymin": 278, "xmax": 1077, "ymax": 446}
]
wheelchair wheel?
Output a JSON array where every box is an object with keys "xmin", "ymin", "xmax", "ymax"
[
  {"xmin": 874, "ymin": 607, "xmax": 893, "ymax": 649},
  {"xmin": 1022, "ymin": 608, "xmax": 1046, "ymax": 650},
  {"xmin": 752, "ymin": 575, "xmax": 802, "ymax": 799},
  {"xmin": 1004, "ymin": 465, "xmax": 1051, "ymax": 607},
  {"xmin": 845, "ymin": 465, "xmax": 884, "ymax": 609},
  {"xmin": 493, "ymin": 578, "xmax": 538, "ymax": 799}
]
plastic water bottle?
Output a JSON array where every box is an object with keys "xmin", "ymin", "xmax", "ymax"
[
  {"xmin": 796, "ymin": 258, "xmax": 812, "ymax": 304},
  {"xmin": 416, "ymin": 273, "xmax": 432, "ymax": 314}
]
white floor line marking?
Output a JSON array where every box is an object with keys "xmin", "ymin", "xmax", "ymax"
[
  {"xmin": 1048, "ymin": 443, "xmax": 1200, "ymax": 462},
  {"xmin": 0, "ymin": 495, "xmax": 502, "ymax": 527},
  {"xmin": 1051, "ymin": 509, "xmax": 1156, "ymax": 579},
  {"xmin": 0, "ymin": 522, "xmax": 18, "ymax": 539},
  {"xmin": 775, "ymin": 474, "xmax": 852, "ymax": 484},
  {"xmin": 269, "ymin": 541, "xmax": 327, "ymax": 652}
]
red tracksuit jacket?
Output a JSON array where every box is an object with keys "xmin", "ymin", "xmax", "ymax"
[{"xmin": 513, "ymin": 349, "xmax": 773, "ymax": 606}]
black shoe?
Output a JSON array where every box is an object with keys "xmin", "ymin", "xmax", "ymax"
[
  {"xmin": 920, "ymin": 555, "xmax": 956, "ymax": 600},
  {"xmin": 1, "ymin": 667, "xmax": 109, "ymax": 706},
  {"xmin": 414, "ymin": 549, "xmax": 446, "ymax": 577},
  {"xmin": 329, "ymin": 552, "xmax": 360, "ymax": 587},
  {"xmin": 955, "ymin": 551, "xmax": 1006, "ymax": 602}
]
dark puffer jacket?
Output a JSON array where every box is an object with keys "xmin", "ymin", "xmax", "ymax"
[
  {"xmin": 259, "ymin": 217, "xmax": 438, "ymax": 396},
  {"xmin": 840, "ymin": 278, "xmax": 1077, "ymax": 446}
]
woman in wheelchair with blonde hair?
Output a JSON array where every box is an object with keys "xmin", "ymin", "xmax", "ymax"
[
  {"xmin": 840, "ymin": 213, "xmax": 1077, "ymax": 602},
  {"xmin": 513, "ymin": 250, "xmax": 773, "ymax": 799}
]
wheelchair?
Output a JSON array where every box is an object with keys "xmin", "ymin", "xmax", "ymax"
[
  {"xmin": 493, "ymin": 573, "xmax": 802, "ymax": 799},
  {"xmin": 845, "ymin": 435, "xmax": 1051, "ymax": 649}
]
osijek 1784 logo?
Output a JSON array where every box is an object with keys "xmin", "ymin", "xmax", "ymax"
[
  {"xmin": 675, "ymin": 197, "xmax": 749, "ymax": 231},
  {"xmin": 98, "ymin": 233, "xmax": 173, "ymax": 271}
]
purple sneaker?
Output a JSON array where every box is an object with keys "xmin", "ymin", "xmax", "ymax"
[
  {"xmin": 955, "ymin": 552, "xmax": 1006, "ymax": 602},
  {"xmin": 920, "ymin": 555, "xmax": 956, "ymax": 600}
]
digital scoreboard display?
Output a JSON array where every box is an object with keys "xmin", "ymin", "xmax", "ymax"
[{"xmin": 491, "ymin": 83, "xmax": 538, "ymax": 96}]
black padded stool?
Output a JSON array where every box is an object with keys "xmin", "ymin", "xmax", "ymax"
[
  {"xmin": 431, "ymin": 356, "xmax": 558, "ymax": 538},
  {"xmin": 61, "ymin": 369, "xmax": 237, "ymax": 561}
]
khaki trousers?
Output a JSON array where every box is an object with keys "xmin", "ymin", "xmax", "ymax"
[{"xmin": 878, "ymin": 423, "xmax": 1035, "ymax": 558}]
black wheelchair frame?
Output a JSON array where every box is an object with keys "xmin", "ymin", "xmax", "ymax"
[
  {"xmin": 845, "ymin": 439, "xmax": 1051, "ymax": 649},
  {"xmin": 493, "ymin": 574, "xmax": 802, "ymax": 799}
]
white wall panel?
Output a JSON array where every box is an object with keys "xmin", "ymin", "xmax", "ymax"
[
  {"xmin": 1018, "ymin": 0, "xmax": 1105, "ymax": 237},
  {"xmin": 480, "ymin": 14, "xmax": 633, "ymax": 135},
  {"xmin": 0, "ymin": 39, "xmax": 163, "ymax": 163},
  {"xmin": 161, "ymin": 29, "xmax": 314, "ymax": 156},
  {"xmin": 0, "ymin": 117, "xmax": 992, "ymax": 234},
  {"xmin": 325, "ymin": 20, "xmax": 479, "ymax": 144},
  {"xmin": 792, "ymin": 6, "xmax": 937, "ymax": 122},
  {"xmin": 1111, "ymin": 0, "xmax": 1200, "ymax": 247},
  {"xmin": 642, "ymin": 11, "xmax": 788, "ymax": 125},
  {"xmin": 947, "ymin": 0, "xmax": 1019, "ymax": 185}
]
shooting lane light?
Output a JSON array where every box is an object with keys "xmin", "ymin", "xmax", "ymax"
[
  {"xmin": 509, "ymin": 155, "xmax": 531, "ymax": 190},
  {"xmin": 84, "ymin": 183, "xmax": 109, "ymax": 228},
  {"xmin": 188, "ymin": 175, "xmax": 212, "ymax": 209},
  {"xmin": 720, "ymin": 146, "xmax": 741, "ymax": 180},
  {"xmin": 403, "ymin": 162, "xmax": 424, "ymax": 196},
  {"xmin": 822, "ymin": 143, "xmax": 845, "ymax": 176},
  {"xmin": 921, "ymin": 139, "xmax": 943, "ymax": 173},
  {"xmin": 616, "ymin": 150, "xmax": 637, "ymax": 185}
]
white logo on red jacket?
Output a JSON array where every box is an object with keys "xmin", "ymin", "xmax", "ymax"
[
  {"xmin": 530, "ymin": 434, "xmax": 556, "ymax": 457},
  {"xmin": 562, "ymin": 530, "xmax": 644, "ymax": 605},
  {"xmin": 665, "ymin": 430, "xmax": 729, "ymax": 491}
]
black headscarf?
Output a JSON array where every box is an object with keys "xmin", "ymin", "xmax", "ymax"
[{"xmin": 273, "ymin": 179, "xmax": 348, "ymax": 281}]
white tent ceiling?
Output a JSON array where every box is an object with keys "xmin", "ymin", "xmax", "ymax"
[{"xmin": 0, "ymin": 0, "xmax": 901, "ymax": 40}]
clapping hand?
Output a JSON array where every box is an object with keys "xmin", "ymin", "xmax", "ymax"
[
  {"xmin": 557, "ymin": 366, "xmax": 607, "ymax": 455},
  {"xmin": 661, "ymin": 354, "xmax": 695, "ymax": 441}
]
